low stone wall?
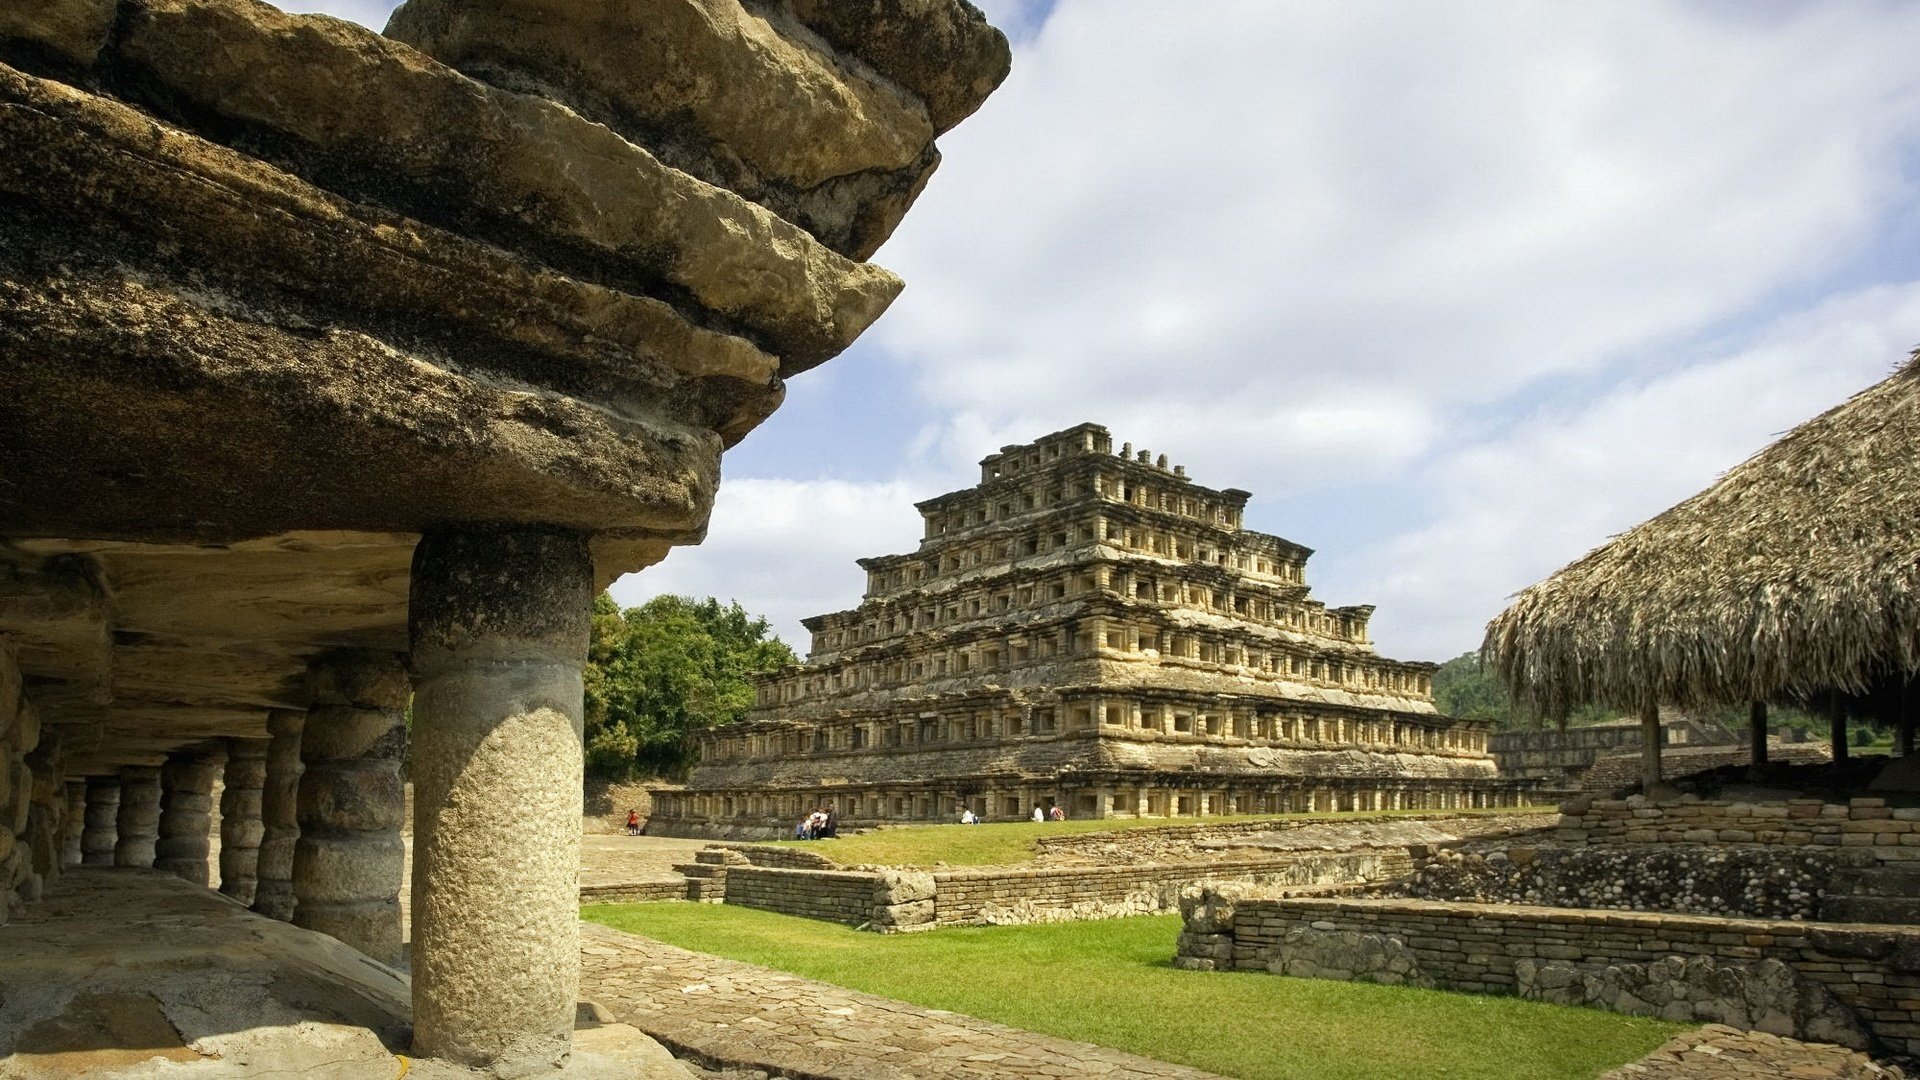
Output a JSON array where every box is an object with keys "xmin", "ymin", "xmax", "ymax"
[
  {"xmin": 934, "ymin": 851, "xmax": 1403, "ymax": 925},
  {"xmin": 1557, "ymin": 795, "xmax": 1919, "ymax": 860},
  {"xmin": 1177, "ymin": 892, "xmax": 1920, "ymax": 1059},
  {"xmin": 708, "ymin": 850, "xmax": 1399, "ymax": 931},
  {"xmin": 715, "ymin": 843, "xmax": 841, "ymax": 870},
  {"xmin": 1395, "ymin": 844, "xmax": 1854, "ymax": 921},
  {"xmin": 1029, "ymin": 810, "xmax": 1547, "ymax": 863},
  {"xmin": 720, "ymin": 865, "xmax": 892, "ymax": 926},
  {"xmin": 580, "ymin": 879, "xmax": 690, "ymax": 905},
  {"xmin": 643, "ymin": 818, "xmax": 790, "ymax": 842}
]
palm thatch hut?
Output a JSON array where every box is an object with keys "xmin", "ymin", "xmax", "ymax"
[{"xmin": 1483, "ymin": 351, "xmax": 1920, "ymax": 790}]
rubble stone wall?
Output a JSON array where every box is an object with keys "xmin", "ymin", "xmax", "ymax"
[
  {"xmin": 1176, "ymin": 893, "xmax": 1920, "ymax": 1059},
  {"xmin": 932, "ymin": 852, "xmax": 1400, "ymax": 925},
  {"xmin": 1394, "ymin": 844, "xmax": 1849, "ymax": 921}
]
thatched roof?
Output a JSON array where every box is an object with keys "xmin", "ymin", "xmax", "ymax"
[{"xmin": 1483, "ymin": 352, "xmax": 1920, "ymax": 716}]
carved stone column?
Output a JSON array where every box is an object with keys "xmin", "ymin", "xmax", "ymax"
[
  {"xmin": 113, "ymin": 765, "xmax": 161, "ymax": 868},
  {"xmin": 218, "ymin": 738, "xmax": 268, "ymax": 905},
  {"xmin": 251, "ymin": 708, "xmax": 304, "ymax": 921},
  {"xmin": 408, "ymin": 525, "xmax": 591, "ymax": 1072},
  {"xmin": 292, "ymin": 651, "xmax": 407, "ymax": 965},
  {"xmin": 81, "ymin": 777, "xmax": 118, "ymax": 866},
  {"xmin": 63, "ymin": 780, "xmax": 85, "ymax": 866},
  {"xmin": 155, "ymin": 749, "xmax": 224, "ymax": 885}
]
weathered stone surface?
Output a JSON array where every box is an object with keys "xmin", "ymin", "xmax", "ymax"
[
  {"xmin": 252, "ymin": 709, "xmax": 303, "ymax": 921},
  {"xmin": 0, "ymin": 0, "xmax": 116, "ymax": 66},
  {"xmin": 387, "ymin": 0, "xmax": 967, "ymax": 259},
  {"xmin": 154, "ymin": 749, "xmax": 223, "ymax": 886},
  {"xmin": 1266, "ymin": 925, "xmax": 1433, "ymax": 987},
  {"xmin": 292, "ymin": 652, "xmax": 406, "ymax": 966},
  {"xmin": 113, "ymin": 765, "xmax": 161, "ymax": 868},
  {"xmin": 110, "ymin": 0, "xmax": 898, "ymax": 369},
  {"xmin": 217, "ymin": 738, "xmax": 267, "ymax": 905},
  {"xmin": 409, "ymin": 526, "xmax": 592, "ymax": 1072},
  {"xmin": 790, "ymin": 0, "xmax": 1011, "ymax": 134},
  {"xmin": 1517, "ymin": 955, "xmax": 1869, "ymax": 1049},
  {"xmin": 1603, "ymin": 1024, "xmax": 1907, "ymax": 1080},
  {"xmin": 79, "ymin": 778, "xmax": 117, "ymax": 866}
]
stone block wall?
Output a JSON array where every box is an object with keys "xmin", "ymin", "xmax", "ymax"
[
  {"xmin": 720, "ymin": 865, "xmax": 892, "ymax": 926},
  {"xmin": 1176, "ymin": 893, "xmax": 1920, "ymax": 1059},
  {"xmin": 1558, "ymin": 795, "xmax": 1920, "ymax": 861},
  {"xmin": 580, "ymin": 879, "xmax": 690, "ymax": 905}
]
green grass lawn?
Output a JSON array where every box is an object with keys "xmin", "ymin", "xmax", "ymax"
[
  {"xmin": 781, "ymin": 806, "xmax": 1544, "ymax": 868},
  {"xmin": 584, "ymin": 902, "xmax": 1683, "ymax": 1080}
]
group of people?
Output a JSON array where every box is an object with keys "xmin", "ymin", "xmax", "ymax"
[
  {"xmin": 795, "ymin": 806, "xmax": 839, "ymax": 840},
  {"xmin": 1032, "ymin": 804, "xmax": 1065, "ymax": 822}
]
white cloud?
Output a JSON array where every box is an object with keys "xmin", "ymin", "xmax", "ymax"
[
  {"xmin": 877, "ymin": 0, "xmax": 1920, "ymax": 491},
  {"xmin": 608, "ymin": 477, "xmax": 930, "ymax": 651},
  {"xmin": 1340, "ymin": 281, "xmax": 1920, "ymax": 661}
]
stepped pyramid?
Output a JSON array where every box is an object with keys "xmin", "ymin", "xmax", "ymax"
[{"xmin": 651, "ymin": 424, "xmax": 1523, "ymax": 836}]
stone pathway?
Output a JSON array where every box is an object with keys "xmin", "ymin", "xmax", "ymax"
[
  {"xmin": 1602, "ymin": 1025, "xmax": 1908, "ymax": 1079},
  {"xmin": 578, "ymin": 923, "xmax": 1226, "ymax": 1079}
]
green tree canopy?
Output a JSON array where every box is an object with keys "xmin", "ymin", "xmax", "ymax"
[{"xmin": 584, "ymin": 593, "xmax": 797, "ymax": 777}]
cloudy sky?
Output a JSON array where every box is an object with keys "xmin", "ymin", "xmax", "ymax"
[{"xmin": 305, "ymin": 0, "xmax": 1920, "ymax": 662}]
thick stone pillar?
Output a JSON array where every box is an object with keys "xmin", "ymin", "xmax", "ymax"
[
  {"xmin": 219, "ymin": 738, "xmax": 268, "ymax": 905},
  {"xmin": 113, "ymin": 765, "xmax": 161, "ymax": 867},
  {"xmin": 409, "ymin": 525, "xmax": 591, "ymax": 1072},
  {"xmin": 81, "ymin": 777, "xmax": 118, "ymax": 866},
  {"xmin": 252, "ymin": 709, "xmax": 304, "ymax": 920},
  {"xmin": 292, "ymin": 651, "xmax": 407, "ymax": 965},
  {"xmin": 155, "ymin": 749, "xmax": 224, "ymax": 885},
  {"xmin": 63, "ymin": 781, "xmax": 85, "ymax": 866}
]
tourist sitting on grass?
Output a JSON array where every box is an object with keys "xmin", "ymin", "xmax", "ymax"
[
  {"xmin": 1048, "ymin": 805, "xmax": 1065, "ymax": 821},
  {"xmin": 1031, "ymin": 805, "xmax": 1045, "ymax": 823},
  {"xmin": 959, "ymin": 807, "xmax": 977, "ymax": 825}
]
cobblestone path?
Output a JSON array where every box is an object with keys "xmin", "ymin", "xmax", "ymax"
[
  {"xmin": 1603, "ymin": 1025, "xmax": 1908, "ymax": 1080},
  {"xmin": 579, "ymin": 923, "xmax": 1227, "ymax": 1079}
]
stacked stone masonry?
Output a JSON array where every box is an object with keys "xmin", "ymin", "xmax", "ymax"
[
  {"xmin": 1175, "ymin": 894, "xmax": 1920, "ymax": 1060},
  {"xmin": 679, "ymin": 845, "xmax": 1398, "ymax": 931},
  {"xmin": 654, "ymin": 424, "xmax": 1525, "ymax": 835},
  {"xmin": 0, "ymin": 0, "xmax": 1009, "ymax": 1071}
]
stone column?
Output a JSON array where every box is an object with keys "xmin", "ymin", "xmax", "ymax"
[
  {"xmin": 113, "ymin": 765, "xmax": 161, "ymax": 867},
  {"xmin": 292, "ymin": 651, "xmax": 407, "ymax": 965},
  {"xmin": 409, "ymin": 525, "xmax": 591, "ymax": 1072},
  {"xmin": 218, "ymin": 738, "xmax": 268, "ymax": 905},
  {"xmin": 81, "ymin": 777, "xmax": 118, "ymax": 866},
  {"xmin": 63, "ymin": 780, "xmax": 85, "ymax": 866},
  {"xmin": 251, "ymin": 709, "xmax": 304, "ymax": 921},
  {"xmin": 155, "ymin": 749, "xmax": 224, "ymax": 885}
]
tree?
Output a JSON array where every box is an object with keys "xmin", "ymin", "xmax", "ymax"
[
  {"xmin": 583, "ymin": 593, "xmax": 797, "ymax": 777},
  {"xmin": 1430, "ymin": 652, "xmax": 1610, "ymax": 729}
]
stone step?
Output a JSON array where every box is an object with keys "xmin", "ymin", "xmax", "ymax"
[
  {"xmin": 685, "ymin": 879, "xmax": 723, "ymax": 903},
  {"xmin": 673, "ymin": 863, "xmax": 725, "ymax": 880},
  {"xmin": 695, "ymin": 849, "xmax": 746, "ymax": 866}
]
